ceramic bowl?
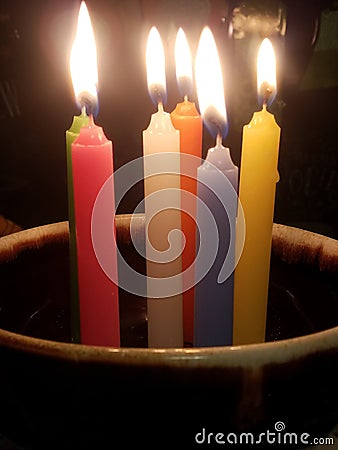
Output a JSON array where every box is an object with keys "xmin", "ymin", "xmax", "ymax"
[{"xmin": 0, "ymin": 215, "xmax": 337, "ymax": 449}]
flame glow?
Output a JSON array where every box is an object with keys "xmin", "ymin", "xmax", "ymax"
[
  {"xmin": 257, "ymin": 38, "xmax": 277, "ymax": 105},
  {"xmin": 146, "ymin": 26, "xmax": 166, "ymax": 105},
  {"xmin": 175, "ymin": 28, "xmax": 193, "ymax": 97},
  {"xmin": 195, "ymin": 27, "xmax": 227, "ymax": 137},
  {"xmin": 70, "ymin": 1, "xmax": 98, "ymax": 109}
]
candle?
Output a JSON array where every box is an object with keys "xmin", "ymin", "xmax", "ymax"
[
  {"xmin": 233, "ymin": 38, "xmax": 281, "ymax": 345},
  {"xmin": 193, "ymin": 27, "xmax": 238, "ymax": 347},
  {"xmin": 66, "ymin": 2, "xmax": 91, "ymax": 343},
  {"xmin": 66, "ymin": 110, "xmax": 89, "ymax": 343},
  {"xmin": 170, "ymin": 27, "xmax": 202, "ymax": 346},
  {"xmin": 143, "ymin": 26, "xmax": 183, "ymax": 348},
  {"xmin": 70, "ymin": 1, "xmax": 119, "ymax": 346}
]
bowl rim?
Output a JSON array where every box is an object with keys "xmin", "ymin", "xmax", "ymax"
[
  {"xmin": 0, "ymin": 323, "xmax": 337, "ymax": 368},
  {"xmin": 0, "ymin": 219, "xmax": 337, "ymax": 368}
]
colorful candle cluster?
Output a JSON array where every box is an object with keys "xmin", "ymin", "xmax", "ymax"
[{"xmin": 66, "ymin": 1, "xmax": 281, "ymax": 348}]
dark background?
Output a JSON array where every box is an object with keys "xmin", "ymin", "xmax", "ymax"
[
  {"xmin": 0, "ymin": 2, "xmax": 337, "ymax": 449},
  {"xmin": 0, "ymin": 0, "xmax": 337, "ymax": 236}
]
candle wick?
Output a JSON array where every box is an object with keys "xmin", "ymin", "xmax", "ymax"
[
  {"xmin": 184, "ymin": 95, "xmax": 188, "ymax": 102},
  {"xmin": 216, "ymin": 133, "xmax": 222, "ymax": 147},
  {"xmin": 158, "ymin": 101, "xmax": 164, "ymax": 113},
  {"xmin": 263, "ymin": 87, "xmax": 272, "ymax": 108},
  {"xmin": 81, "ymin": 105, "xmax": 87, "ymax": 116}
]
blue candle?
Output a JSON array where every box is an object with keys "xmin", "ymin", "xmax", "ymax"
[
  {"xmin": 194, "ymin": 136, "xmax": 238, "ymax": 346},
  {"xmin": 193, "ymin": 26, "xmax": 239, "ymax": 346}
]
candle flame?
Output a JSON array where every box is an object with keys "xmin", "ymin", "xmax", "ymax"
[
  {"xmin": 146, "ymin": 26, "xmax": 167, "ymax": 106},
  {"xmin": 70, "ymin": 1, "xmax": 98, "ymax": 114},
  {"xmin": 175, "ymin": 28, "xmax": 193, "ymax": 99},
  {"xmin": 195, "ymin": 27, "xmax": 228, "ymax": 139},
  {"xmin": 257, "ymin": 38, "xmax": 277, "ymax": 107}
]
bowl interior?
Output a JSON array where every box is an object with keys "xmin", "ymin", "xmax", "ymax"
[{"xmin": 0, "ymin": 219, "xmax": 337, "ymax": 348}]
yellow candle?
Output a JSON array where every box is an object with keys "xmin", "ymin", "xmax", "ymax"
[
  {"xmin": 233, "ymin": 38, "xmax": 280, "ymax": 345},
  {"xmin": 143, "ymin": 27, "xmax": 183, "ymax": 348}
]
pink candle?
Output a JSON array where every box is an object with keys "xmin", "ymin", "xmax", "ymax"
[
  {"xmin": 72, "ymin": 116, "xmax": 120, "ymax": 346},
  {"xmin": 69, "ymin": 2, "xmax": 119, "ymax": 346}
]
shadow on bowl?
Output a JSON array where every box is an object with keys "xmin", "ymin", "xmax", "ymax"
[{"xmin": 0, "ymin": 215, "xmax": 337, "ymax": 449}]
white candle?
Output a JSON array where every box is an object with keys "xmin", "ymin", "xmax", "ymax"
[{"xmin": 143, "ymin": 27, "xmax": 183, "ymax": 348}]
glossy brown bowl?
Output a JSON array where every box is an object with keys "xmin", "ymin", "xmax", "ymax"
[{"xmin": 0, "ymin": 215, "xmax": 337, "ymax": 449}]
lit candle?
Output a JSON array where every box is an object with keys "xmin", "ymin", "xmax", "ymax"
[
  {"xmin": 143, "ymin": 26, "xmax": 183, "ymax": 348},
  {"xmin": 66, "ymin": 2, "xmax": 91, "ymax": 343},
  {"xmin": 233, "ymin": 38, "xmax": 281, "ymax": 345},
  {"xmin": 170, "ymin": 27, "xmax": 202, "ymax": 346},
  {"xmin": 193, "ymin": 27, "xmax": 238, "ymax": 347},
  {"xmin": 70, "ymin": 1, "xmax": 119, "ymax": 346}
]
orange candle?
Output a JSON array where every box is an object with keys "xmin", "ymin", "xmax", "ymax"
[{"xmin": 170, "ymin": 28, "xmax": 202, "ymax": 346}]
